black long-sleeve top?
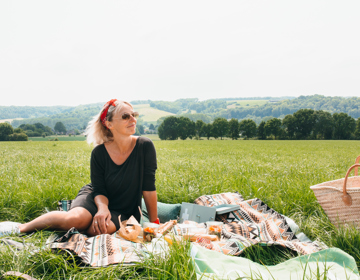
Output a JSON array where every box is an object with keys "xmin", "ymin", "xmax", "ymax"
[{"xmin": 90, "ymin": 137, "xmax": 157, "ymax": 221}]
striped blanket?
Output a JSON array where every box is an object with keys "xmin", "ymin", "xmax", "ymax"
[
  {"xmin": 192, "ymin": 192, "xmax": 326, "ymax": 256},
  {"xmin": 50, "ymin": 192, "xmax": 326, "ymax": 267}
]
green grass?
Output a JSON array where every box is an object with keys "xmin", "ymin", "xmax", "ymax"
[
  {"xmin": 133, "ymin": 104, "xmax": 175, "ymax": 122},
  {"xmin": 1, "ymin": 140, "xmax": 360, "ymax": 279},
  {"xmin": 142, "ymin": 134, "xmax": 160, "ymax": 141},
  {"xmin": 29, "ymin": 136, "xmax": 87, "ymax": 141},
  {"xmin": 226, "ymin": 100, "xmax": 268, "ymax": 108}
]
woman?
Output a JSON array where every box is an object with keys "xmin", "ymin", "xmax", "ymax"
[{"xmin": 0, "ymin": 99, "xmax": 158, "ymax": 237}]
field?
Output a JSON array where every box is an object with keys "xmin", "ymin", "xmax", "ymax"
[
  {"xmin": 29, "ymin": 135, "xmax": 87, "ymax": 141},
  {"xmin": 133, "ymin": 104, "xmax": 175, "ymax": 123},
  {"xmin": 1, "ymin": 140, "xmax": 360, "ymax": 279},
  {"xmin": 0, "ymin": 118, "xmax": 24, "ymax": 123},
  {"xmin": 226, "ymin": 100, "xmax": 269, "ymax": 109}
]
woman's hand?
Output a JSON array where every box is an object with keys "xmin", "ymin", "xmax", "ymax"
[
  {"xmin": 92, "ymin": 195, "xmax": 111, "ymax": 235},
  {"xmin": 92, "ymin": 207, "xmax": 111, "ymax": 235}
]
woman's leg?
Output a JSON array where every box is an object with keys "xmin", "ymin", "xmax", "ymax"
[{"xmin": 18, "ymin": 207, "xmax": 93, "ymax": 233}]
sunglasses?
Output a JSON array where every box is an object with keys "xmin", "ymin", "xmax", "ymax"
[{"xmin": 115, "ymin": 112, "xmax": 139, "ymax": 120}]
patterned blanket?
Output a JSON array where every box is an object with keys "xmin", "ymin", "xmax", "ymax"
[
  {"xmin": 50, "ymin": 228, "xmax": 145, "ymax": 267},
  {"xmin": 50, "ymin": 192, "xmax": 326, "ymax": 267},
  {"xmin": 192, "ymin": 192, "xmax": 326, "ymax": 256}
]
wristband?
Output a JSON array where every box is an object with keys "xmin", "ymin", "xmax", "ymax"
[{"xmin": 152, "ymin": 218, "xmax": 160, "ymax": 224}]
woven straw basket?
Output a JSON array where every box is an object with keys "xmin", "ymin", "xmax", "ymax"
[{"xmin": 310, "ymin": 156, "xmax": 360, "ymax": 229}]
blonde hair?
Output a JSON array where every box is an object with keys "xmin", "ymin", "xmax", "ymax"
[{"xmin": 85, "ymin": 100, "xmax": 133, "ymax": 147}]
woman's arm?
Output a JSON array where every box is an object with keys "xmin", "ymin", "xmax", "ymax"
[
  {"xmin": 92, "ymin": 195, "xmax": 112, "ymax": 234},
  {"xmin": 142, "ymin": 139, "xmax": 158, "ymax": 223},
  {"xmin": 90, "ymin": 147, "xmax": 112, "ymax": 234},
  {"xmin": 143, "ymin": 190, "xmax": 158, "ymax": 223}
]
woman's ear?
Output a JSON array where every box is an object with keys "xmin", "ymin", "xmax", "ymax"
[{"xmin": 106, "ymin": 121, "xmax": 113, "ymax": 130}]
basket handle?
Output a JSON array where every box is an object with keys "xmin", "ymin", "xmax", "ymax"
[
  {"xmin": 342, "ymin": 163, "xmax": 360, "ymax": 206},
  {"xmin": 355, "ymin": 156, "xmax": 360, "ymax": 176}
]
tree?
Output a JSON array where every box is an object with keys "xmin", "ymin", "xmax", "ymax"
[
  {"xmin": 0, "ymin": 123, "xmax": 14, "ymax": 141},
  {"xmin": 264, "ymin": 118, "xmax": 282, "ymax": 139},
  {"xmin": 138, "ymin": 125, "xmax": 144, "ymax": 135},
  {"xmin": 177, "ymin": 117, "xmax": 195, "ymax": 140},
  {"xmin": 333, "ymin": 113, "xmax": 356, "ymax": 139},
  {"xmin": 282, "ymin": 114, "xmax": 297, "ymax": 139},
  {"xmin": 292, "ymin": 109, "xmax": 315, "ymax": 139},
  {"xmin": 19, "ymin": 124, "xmax": 36, "ymax": 132},
  {"xmin": 228, "ymin": 119, "xmax": 239, "ymax": 140},
  {"xmin": 8, "ymin": 133, "xmax": 28, "ymax": 141},
  {"xmin": 257, "ymin": 121, "xmax": 266, "ymax": 140},
  {"xmin": 149, "ymin": 124, "xmax": 155, "ymax": 130},
  {"xmin": 355, "ymin": 118, "xmax": 360, "ymax": 140},
  {"xmin": 203, "ymin": 123, "xmax": 213, "ymax": 140},
  {"xmin": 195, "ymin": 120, "xmax": 205, "ymax": 139},
  {"xmin": 313, "ymin": 110, "xmax": 333, "ymax": 139},
  {"xmin": 34, "ymin": 123, "xmax": 46, "ymax": 131},
  {"xmin": 54, "ymin": 122, "xmax": 67, "ymax": 134},
  {"xmin": 212, "ymin": 118, "xmax": 229, "ymax": 140},
  {"xmin": 239, "ymin": 119, "xmax": 257, "ymax": 139},
  {"xmin": 14, "ymin": 127, "xmax": 25, "ymax": 134},
  {"xmin": 158, "ymin": 116, "xmax": 179, "ymax": 140}
]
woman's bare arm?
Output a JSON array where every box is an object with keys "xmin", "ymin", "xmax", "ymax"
[{"xmin": 143, "ymin": 191, "xmax": 158, "ymax": 222}]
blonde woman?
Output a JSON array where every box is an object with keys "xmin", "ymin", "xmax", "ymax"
[{"xmin": 0, "ymin": 99, "xmax": 158, "ymax": 236}]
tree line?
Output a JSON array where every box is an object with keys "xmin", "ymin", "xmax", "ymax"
[
  {"xmin": 150, "ymin": 95, "xmax": 360, "ymax": 119},
  {"xmin": 150, "ymin": 98, "xmax": 227, "ymax": 114},
  {"xmin": 4, "ymin": 95, "xmax": 360, "ymax": 132},
  {"xmin": 0, "ymin": 123, "xmax": 28, "ymax": 141},
  {"xmin": 158, "ymin": 109, "xmax": 360, "ymax": 140},
  {"xmin": 0, "ymin": 121, "xmax": 80, "ymax": 141}
]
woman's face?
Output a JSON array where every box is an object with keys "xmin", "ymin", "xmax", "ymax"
[{"xmin": 108, "ymin": 103, "xmax": 137, "ymax": 136}]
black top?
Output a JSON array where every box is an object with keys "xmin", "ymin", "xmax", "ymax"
[{"xmin": 90, "ymin": 136, "xmax": 157, "ymax": 221}]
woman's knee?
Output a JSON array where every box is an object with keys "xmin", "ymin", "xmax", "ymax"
[{"xmin": 65, "ymin": 208, "xmax": 93, "ymax": 230}]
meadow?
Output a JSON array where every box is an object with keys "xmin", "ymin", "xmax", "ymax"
[
  {"xmin": 132, "ymin": 104, "xmax": 175, "ymax": 123},
  {"xmin": 29, "ymin": 135, "xmax": 87, "ymax": 141},
  {"xmin": 0, "ymin": 140, "xmax": 360, "ymax": 279}
]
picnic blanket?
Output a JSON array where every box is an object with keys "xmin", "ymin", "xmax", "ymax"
[
  {"xmin": 191, "ymin": 192, "xmax": 325, "ymax": 256},
  {"xmin": 49, "ymin": 192, "xmax": 359, "ymax": 279},
  {"xmin": 50, "ymin": 228, "xmax": 146, "ymax": 267}
]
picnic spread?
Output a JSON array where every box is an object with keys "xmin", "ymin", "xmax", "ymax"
[{"xmin": 49, "ymin": 192, "xmax": 360, "ymax": 279}]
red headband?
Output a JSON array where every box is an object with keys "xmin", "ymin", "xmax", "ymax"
[{"xmin": 101, "ymin": 99, "xmax": 117, "ymax": 128}]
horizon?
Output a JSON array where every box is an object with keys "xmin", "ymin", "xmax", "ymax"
[{"xmin": 0, "ymin": 94, "xmax": 358, "ymax": 108}]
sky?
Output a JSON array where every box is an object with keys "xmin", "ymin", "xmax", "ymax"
[{"xmin": 0, "ymin": 1, "xmax": 359, "ymax": 107}]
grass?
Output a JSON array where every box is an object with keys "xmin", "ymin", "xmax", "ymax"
[
  {"xmin": 133, "ymin": 104, "xmax": 175, "ymax": 122},
  {"xmin": 1, "ymin": 140, "xmax": 360, "ymax": 279},
  {"xmin": 29, "ymin": 136, "xmax": 87, "ymax": 141},
  {"xmin": 142, "ymin": 134, "xmax": 160, "ymax": 141},
  {"xmin": 0, "ymin": 231, "xmax": 196, "ymax": 279}
]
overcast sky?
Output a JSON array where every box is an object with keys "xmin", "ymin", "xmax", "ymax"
[{"xmin": 0, "ymin": 1, "xmax": 359, "ymax": 106}]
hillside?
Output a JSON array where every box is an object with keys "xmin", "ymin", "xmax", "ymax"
[
  {"xmin": 8, "ymin": 102, "xmax": 174, "ymax": 130},
  {"xmin": 149, "ymin": 95, "xmax": 360, "ymax": 120},
  {"xmin": 0, "ymin": 105, "xmax": 72, "ymax": 119},
  {"xmin": 2, "ymin": 95, "xmax": 359, "ymax": 130}
]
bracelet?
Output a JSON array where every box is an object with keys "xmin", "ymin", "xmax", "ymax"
[{"xmin": 152, "ymin": 218, "xmax": 160, "ymax": 224}]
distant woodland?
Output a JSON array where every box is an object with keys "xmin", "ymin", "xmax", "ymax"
[
  {"xmin": 1, "ymin": 95, "xmax": 359, "ymax": 131},
  {"xmin": 150, "ymin": 95, "xmax": 360, "ymax": 119}
]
